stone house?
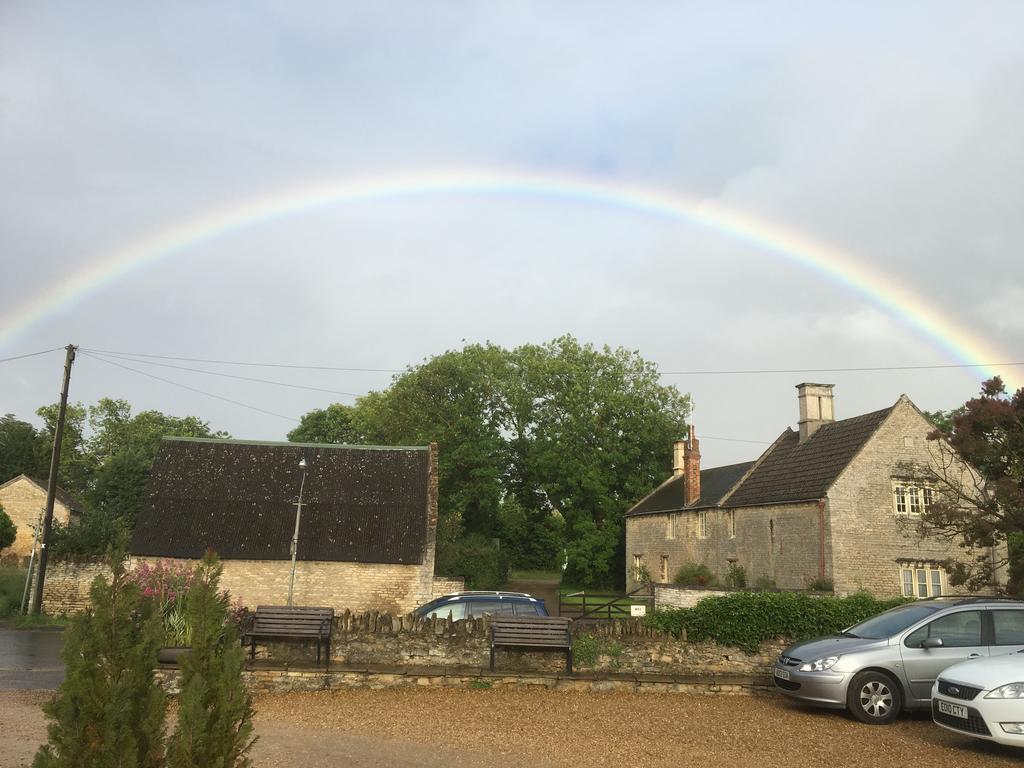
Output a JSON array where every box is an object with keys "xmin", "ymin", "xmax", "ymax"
[
  {"xmin": 128, "ymin": 437, "xmax": 443, "ymax": 615},
  {"xmin": 0, "ymin": 474, "xmax": 81, "ymax": 564},
  {"xmin": 625, "ymin": 383, "xmax": 1005, "ymax": 598}
]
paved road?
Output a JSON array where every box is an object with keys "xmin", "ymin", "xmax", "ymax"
[{"xmin": 0, "ymin": 628, "xmax": 64, "ymax": 691}]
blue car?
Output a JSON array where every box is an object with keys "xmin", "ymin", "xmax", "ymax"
[{"xmin": 412, "ymin": 591, "xmax": 548, "ymax": 620}]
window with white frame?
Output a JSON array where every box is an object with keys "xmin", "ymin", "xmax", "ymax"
[
  {"xmin": 893, "ymin": 482, "xmax": 934, "ymax": 517},
  {"xmin": 899, "ymin": 564, "xmax": 945, "ymax": 598},
  {"xmin": 698, "ymin": 511, "xmax": 708, "ymax": 538},
  {"xmin": 633, "ymin": 554, "xmax": 644, "ymax": 582},
  {"xmin": 660, "ymin": 555, "xmax": 669, "ymax": 583},
  {"xmin": 727, "ymin": 510, "xmax": 737, "ymax": 539},
  {"xmin": 666, "ymin": 514, "xmax": 676, "ymax": 540}
]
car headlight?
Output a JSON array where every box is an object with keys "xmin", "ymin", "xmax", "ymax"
[
  {"xmin": 799, "ymin": 656, "xmax": 840, "ymax": 672},
  {"xmin": 986, "ymin": 682, "xmax": 1024, "ymax": 699}
]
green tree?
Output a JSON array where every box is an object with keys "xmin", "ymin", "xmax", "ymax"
[
  {"xmin": 34, "ymin": 555, "xmax": 166, "ymax": 768},
  {"xmin": 36, "ymin": 402, "xmax": 93, "ymax": 495},
  {"xmin": 87, "ymin": 398, "xmax": 228, "ymax": 463},
  {"xmin": 286, "ymin": 403, "xmax": 363, "ymax": 444},
  {"xmin": 292, "ymin": 336, "xmax": 690, "ymax": 587},
  {"xmin": 0, "ymin": 414, "xmax": 49, "ymax": 481},
  {"xmin": 916, "ymin": 377, "xmax": 1024, "ymax": 590},
  {"xmin": 166, "ymin": 552, "xmax": 255, "ymax": 768},
  {"xmin": 0, "ymin": 503, "xmax": 16, "ymax": 551}
]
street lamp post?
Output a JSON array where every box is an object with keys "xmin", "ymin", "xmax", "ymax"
[{"xmin": 287, "ymin": 458, "xmax": 308, "ymax": 607}]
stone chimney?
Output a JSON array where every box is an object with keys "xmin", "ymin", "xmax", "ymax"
[
  {"xmin": 797, "ymin": 383, "xmax": 835, "ymax": 443},
  {"xmin": 672, "ymin": 440, "xmax": 686, "ymax": 477},
  {"xmin": 684, "ymin": 426, "xmax": 701, "ymax": 505}
]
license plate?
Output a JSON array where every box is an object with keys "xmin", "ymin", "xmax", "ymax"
[
  {"xmin": 938, "ymin": 700, "xmax": 968, "ymax": 719},
  {"xmin": 774, "ymin": 667, "xmax": 790, "ymax": 681}
]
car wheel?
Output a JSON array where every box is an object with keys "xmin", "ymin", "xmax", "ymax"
[{"xmin": 847, "ymin": 670, "xmax": 903, "ymax": 724}]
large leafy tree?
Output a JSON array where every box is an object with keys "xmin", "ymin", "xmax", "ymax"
[
  {"xmin": 290, "ymin": 336, "xmax": 690, "ymax": 586},
  {"xmin": 0, "ymin": 414, "xmax": 49, "ymax": 482},
  {"xmin": 919, "ymin": 377, "xmax": 1024, "ymax": 590}
]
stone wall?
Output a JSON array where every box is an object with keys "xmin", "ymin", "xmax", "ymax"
[
  {"xmin": 41, "ymin": 560, "xmax": 112, "ymax": 614},
  {"xmin": 626, "ymin": 500, "xmax": 823, "ymax": 592},
  {"xmin": 252, "ymin": 611, "xmax": 785, "ymax": 680},
  {"xmin": 431, "ymin": 576, "xmax": 465, "ymax": 595},
  {"xmin": 132, "ymin": 556, "xmax": 435, "ymax": 615},
  {"xmin": 653, "ymin": 583, "xmax": 727, "ymax": 609},
  {"xmin": 0, "ymin": 476, "xmax": 73, "ymax": 563}
]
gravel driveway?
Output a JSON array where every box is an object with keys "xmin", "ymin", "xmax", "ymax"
[{"xmin": 3, "ymin": 688, "xmax": 1019, "ymax": 768}]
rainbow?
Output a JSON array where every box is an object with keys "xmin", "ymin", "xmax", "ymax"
[{"xmin": 0, "ymin": 167, "xmax": 1015, "ymax": 386}]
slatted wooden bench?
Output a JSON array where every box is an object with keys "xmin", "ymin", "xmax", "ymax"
[
  {"xmin": 490, "ymin": 616, "xmax": 574, "ymax": 673},
  {"xmin": 242, "ymin": 606, "xmax": 334, "ymax": 668}
]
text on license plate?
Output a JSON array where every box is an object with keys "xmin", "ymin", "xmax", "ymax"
[
  {"xmin": 774, "ymin": 667, "xmax": 790, "ymax": 681},
  {"xmin": 938, "ymin": 700, "xmax": 967, "ymax": 719}
]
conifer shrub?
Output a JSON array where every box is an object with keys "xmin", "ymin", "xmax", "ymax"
[
  {"xmin": 33, "ymin": 555, "xmax": 166, "ymax": 768},
  {"xmin": 645, "ymin": 590, "xmax": 911, "ymax": 653},
  {"xmin": 165, "ymin": 551, "xmax": 255, "ymax": 768}
]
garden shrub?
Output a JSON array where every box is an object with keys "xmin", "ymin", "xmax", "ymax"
[
  {"xmin": 0, "ymin": 566, "xmax": 27, "ymax": 618},
  {"xmin": 34, "ymin": 555, "xmax": 166, "ymax": 768},
  {"xmin": 806, "ymin": 575, "xmax": 834, "ymax": 592},
  {"xmin": 724, "ymin": 563, "xmax": 747, "ymax": 590},
  {"xmin": 673, "ymin": 562, "xmax": 717, "ymax": 588},
  {"xmin": 0, "ymin": 503, "xmax": 16, "ymax": 551},
  {"xmin": 645, "ymin": 590, "xmax": 911, "ymax": 653},
  {"xmin": 166, "ymin": 551, "xmax": 255, "ymax": 768}
]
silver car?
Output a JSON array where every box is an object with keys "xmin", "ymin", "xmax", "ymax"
[{"xmin": 773, "ymin": 597, "xmax": 1024, "ymax": 724}]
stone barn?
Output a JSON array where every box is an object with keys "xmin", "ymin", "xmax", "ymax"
[{"xmin": 128, "ymin": 436, "xmax": 442, "ymax": 614}]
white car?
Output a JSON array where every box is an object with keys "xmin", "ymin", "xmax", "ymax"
[{"xmin": 932, "ymin": 650, "xmax": 1024, "ymax": 747}]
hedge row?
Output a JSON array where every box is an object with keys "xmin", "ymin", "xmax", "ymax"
[{"xmin": 645, "ymin": 591, "xmax": 911, "ymax": 652}]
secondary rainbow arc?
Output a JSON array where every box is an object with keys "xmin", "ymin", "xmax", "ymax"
[{"xmin": 0, "ymin": 168, "xmax": 1014, "ymax": 387}]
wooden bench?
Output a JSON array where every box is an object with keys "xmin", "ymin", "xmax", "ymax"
[
  {"xmin": 242, "ymin": 606, "xmax": 334, "ymax": 668},
  {"xmin": 490, "ymin": 616, "xmax": 574, "ymax": 673}
]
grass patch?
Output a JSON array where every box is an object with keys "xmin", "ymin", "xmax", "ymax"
[
  {"xmin": 0, "ymin": 567, "xmax": 28, "ymax": 618},
  {"xmin": 507, "ymin": 569, "xmax": 562, "ymax": 582},
  {"xmin": 5, "ymin": 613, "xmax": 68, "ymax": 628}
]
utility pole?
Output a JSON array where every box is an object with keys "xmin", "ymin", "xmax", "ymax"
[{"xmin": 31, "ymin": 344, "xmax": 77, "ymax": 615}]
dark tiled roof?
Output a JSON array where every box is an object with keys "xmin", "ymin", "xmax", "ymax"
[
  {"xmin": 724, "ymin": 406, "xmax": 894, "ymax": 507},
  {"xmin": 626, "ymin": 462, "xmax": 755, "ymax": 516},
  {"xmin": 129, "ymin": 438, "xmax": 431, "ymax": 564}
]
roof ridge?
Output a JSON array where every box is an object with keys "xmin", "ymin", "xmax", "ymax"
[{"xmin": 162, "ymin": 436, "xmax": 430, "ymax": 451}]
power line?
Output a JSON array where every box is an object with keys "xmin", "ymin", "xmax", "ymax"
[
  {"xmin": 85, "ymin": 350, "xmax": 361, "ymax": 398},
  {"xmin": 81, "ymin": 347, "xmax": 404, "ymax": 373},
  {"xmin": 700, "ymin": 435, "xmax": 772, "ymax": 445},
  {"xmin": 80, "ymin": 346, "xmax": 1023, "ymax": 377},
  {"xmin": 79, "ymin": 351, "xmax": 299, "ymax": 423},
  {"xmin": 659, "ymin": 362, "xmax": 1024, "ymax": 375},
  {"xmin": 0, "ymin": 347, "xmax": 65, "ymax": 364}
]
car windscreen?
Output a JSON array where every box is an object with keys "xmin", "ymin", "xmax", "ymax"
[{"xmin": 844, "ymin": 604, "xmax": 941, "ymax": 639}]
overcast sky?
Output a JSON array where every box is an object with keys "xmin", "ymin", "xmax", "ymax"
[{"xmin": 1, "ymin": 1, "xmax": 1022, "ymax": 470}]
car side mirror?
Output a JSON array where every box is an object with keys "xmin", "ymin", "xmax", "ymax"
[{"xmin": 921, "ymin": 637, "xmax": 944, "ymax": 649}]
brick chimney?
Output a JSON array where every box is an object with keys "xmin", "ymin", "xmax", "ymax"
[
  {"xmin": 797, "ymin": 383, "xmax": 835, "ymax": 443},
  {"xmin": 684, "ymin": 426, "xmax": 701, "ymax": 505}
]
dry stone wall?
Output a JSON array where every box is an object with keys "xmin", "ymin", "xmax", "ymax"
[
  {"xmin": 41, "ymin": 560, "xmax": 112, "ymax": 614},
  {"xmin": 252, "ymin": 611, "xmax": 785, "ymax": 679}
]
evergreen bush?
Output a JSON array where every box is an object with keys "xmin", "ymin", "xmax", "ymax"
[
  {"xmin": 33, "ymin": 555, "xmax": 166, "ymax": 768},
  {"xmin": 645, "ymin": 590, "xmax": 911, "ymax": 653},
  {"xmin": 0, "ymin": 503, "xmax": 16, "ymax": 551},
  {"xmin": 165, "ymin": 551, "xmax": 255, "ymax": 768}
]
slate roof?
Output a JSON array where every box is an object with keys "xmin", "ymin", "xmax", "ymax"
[
  {"xmin": 129, "ymin": 437, "xmax": 431, "ymax": 564},
  {"xmin": 626, "ymin": 462, "xmax": 755, "ymax": 516},
  {"xmin": 723, "ymin": 405, "xmax": 894, "ymax": 507}
]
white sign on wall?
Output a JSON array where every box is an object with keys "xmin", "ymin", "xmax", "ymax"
[{"xmin": 630, "ymin": 604, "xmax": 647, "ymax": 617}]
